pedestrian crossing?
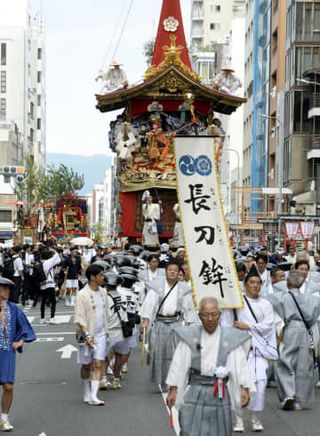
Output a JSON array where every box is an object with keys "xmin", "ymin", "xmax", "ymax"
[{"xmin": 26, "ymin": 314, "xmax": 73, "ymax": 325}]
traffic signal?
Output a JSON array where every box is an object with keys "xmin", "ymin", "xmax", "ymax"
[{"xmin": 1, "ymin": 166, "xmax": 26, "ymax": 183}]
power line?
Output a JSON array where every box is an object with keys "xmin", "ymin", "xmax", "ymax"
[
  {"xmin": 110, "ymin": 0, "xmax": 135, "ymax": 62},
  {"xmin": 100, "ymin": 0, "xmax": 126, "ymax": 69}
]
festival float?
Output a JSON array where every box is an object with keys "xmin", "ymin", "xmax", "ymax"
[{"xmin": 95, "ymin": 0, "xmax": 244, "ymax": 248}]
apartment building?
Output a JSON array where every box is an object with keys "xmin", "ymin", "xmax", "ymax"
[{"xmin": 0, "ymin": 0, "xmax": 46, "ymax": 169}]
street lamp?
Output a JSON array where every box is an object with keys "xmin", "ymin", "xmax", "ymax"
[{"xmin": 259, "ymin": 113, "xmax": 284, "ymax": 247}]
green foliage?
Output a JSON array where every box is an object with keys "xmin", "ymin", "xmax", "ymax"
[
  {"xmin": 143, "ymin": 38, "xmax": 155, "ymax": 66},
  {"xmin": 92, "ymin": 222, "xmax": 105, "ymax": 244},
  {"xmin": 19, "ymin": 157, "xmax": 85, "ymax": 208},
  {"xmin": 38, "ymin": 164, "xmax": 85, "ymax": 200}
]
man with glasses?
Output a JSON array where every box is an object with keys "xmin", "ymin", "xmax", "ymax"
[{"xmin": 166, "ymin": 297, "xmax": 251, "ymax": 436}]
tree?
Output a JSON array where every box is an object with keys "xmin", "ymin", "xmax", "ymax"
[
  {"xmin": 38, "ymin": 164, "xmax": 85, "ymax": 201},
  {"xmin": 143, "ymin": 38, "xmax": 155, "ymax": 66}
]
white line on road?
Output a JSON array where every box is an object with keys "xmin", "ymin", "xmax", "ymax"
[
  {"xmin": 26, "ymin": 316, "xmax": 35, "ymax": 323},
  {"xmin": 36, "ymin": 332, "xmax": 74, "ymax": 335},
  {"xmin": 159, "ymin": 385, "xmax": 180, "ymax": 435},
  {"xmin": 36, "ymin": 337, "xmax": 64, "ymax": 343}
]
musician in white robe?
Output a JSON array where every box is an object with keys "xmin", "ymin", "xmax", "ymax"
[
  {"xmin": 142, "ymin": 192, "xmax": 161, "ymax": 248},
  {"xmin": 269, "ymin": 270, "xmax": 320, "ymax": 410},
  {"xmin": 166, "ymin": 298, "xmax": 252, "ymax": 436},
  {"xmin": 96, "ymin": 60, "xmax": 128, "ymax": 94},
  {"xmin": 223, "ymin": 265, "xmax": 278, "ymax": 433},
  {"xmin": 140, "ymin": 261, "xmax": 198, "ymax": 389}
]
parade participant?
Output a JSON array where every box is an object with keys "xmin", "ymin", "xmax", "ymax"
[
  {"xmin": 138, "ymin": 254, "xmax": 163, "ymax": 284},
  {"xmin": 172, "ymin": 203, "xmax": 184, "ymax": 248},
  {"xmin": 179, "ymin": 262, "xmax": 191, "ymax": 287},
  {"xmin": 255, "ymin": 253, "xmax": 271, "ymax": 297},
  {"xmin": 175, "ymin": 247, "xmax": 186, "ymax": 266},
  {"xmin": 64, "ymin": 248, "xmax": 82, "ymax": 307},
  {"xmin": 104, "ymin": 272, "xmax": 131, "ymax": 390},
  {"xmin": 285, "ymin": 245, "xmax": 296, "ymax": 265},
  {"xmin": 269, "ymin": 270, "xmax": 320, "ymax": 410},
  {"xmin": 213, "ymin": 66, "xmax": 242, "ymax": 95},
  {"xmin": 118, "ymin": 271, "xmax": 140, "ymax": 374},
  {"xmin": 22, "ymin": 244, "xmax": 34, "ymax": 307},
  {"xmin": 158, "ymin": 243, "xmax": 171, "ymax": 269},
  {"xmin": 235, "ymin": 260, "xmax": 247, "ymax": 292},
  {"xmin": 140, "ymin": 260, "xmax": 198, "ymax": 389},
  {"xmin": 232, "ymin": 266, "xmax": 278, "ymax": 433},
  {"xmin": 0, "ymin": 277, "xmax": 36, "ymax": 431},
  {"xmin": 96, "ymin": 60, "xmax": 128, "ymax": 94},
  {"xmin": 39, "ymin": 248, "xmax": 61, "ymax": 325},
  {"xmin": 294, "ymin": 259, "xmax": 320, "ymax": 296},
  {"xmin": 141, "ymin": 191, "xmax": 161, "ymax": 248},
  {"xmin": 75, "ymin": 264, "xmax": 108, "ymax": 406},
  {"xmin": 166, "ymin": 298, "xmax": 251, "ymax": 436},
  {"xmin": 11, "ymin": 246, "xmax": 24, "ymax": 304}
]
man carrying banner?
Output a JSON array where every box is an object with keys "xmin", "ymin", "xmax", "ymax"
[
  {"xmin": 166, "ymin": 297, "xmax": 251, "ymax": 436},
  {"xmin": 140, "ymin": 260, "xmax": 198, "ymax": 390},
  {"xmin": 231, "ymin": 266, "xmax": 278, "ymax": 433}
]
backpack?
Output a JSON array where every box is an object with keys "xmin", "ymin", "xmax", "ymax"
[
  {"xmin": 2, "ymin": 257, "xmax": 15, "ymax": 279},
  {"xmin": 33, "ymin": 262, "xmax": 47, "ymax": 284}
]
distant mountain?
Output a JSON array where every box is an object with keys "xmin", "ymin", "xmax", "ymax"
[{"xmin": 46, "ymin": 153, "xmax": 112, "ymax": 195}]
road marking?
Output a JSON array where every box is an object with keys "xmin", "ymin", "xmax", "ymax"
[
  {"xmin": 38, "ymin": 433, "xmax": 47, "ymax": 436},
  {"xmin": 36, "ymin": 337, "xmax": 64, "ymax": 343},
  {"xmin": 56, "ymin": 344, "xmax": 77, "ymax": 359},
  {"xmin": 26, "ymin": 316, "xmax": 35, "ymax": 323},
  {"xmin": 37, "ymin": 332, "xmax": 74, "ymax": 336},
  {"xmin": 159, "ymin": 385, "xmax": 180, "ymax": 435}
]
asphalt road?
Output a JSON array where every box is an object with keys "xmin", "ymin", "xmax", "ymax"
[{"xmin": 7, "ymin": 303, "xmax": 320, "ymax": 436}]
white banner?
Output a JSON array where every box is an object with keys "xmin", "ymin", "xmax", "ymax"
[
  {"xmin": 299, "ymin": 221, "xmax": 315, "ymax": 240},
  {"xmin": 285, "ymin": 222, "xmax": 299, "ymax": 240},
  {"xmin": 175, "ymin": 137, "xmax": 243, "ymax": 309}
]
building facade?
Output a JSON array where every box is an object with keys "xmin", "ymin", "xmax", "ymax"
[{"xmin": 0, "ymin": 0, "xmax": 46, "ymax": 169}]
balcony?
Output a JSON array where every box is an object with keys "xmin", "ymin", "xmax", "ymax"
[
  {"xmin": 308, "ymin": 93, "xmax": 320, "ymax": 118},
  {"xmin": 307, "ymin": 134, "xmax": 320, "ymax": 159}
]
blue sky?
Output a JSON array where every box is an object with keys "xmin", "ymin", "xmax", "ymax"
[{"xmin": 41, "ymin": 0, "xmax": 191, "ymax": 156}]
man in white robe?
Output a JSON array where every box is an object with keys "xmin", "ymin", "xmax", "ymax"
[
  {"xmin": 140, "ymin": 261, "xmax": 198, "ymax": 389},
  {"xmin": 223, "ymin": 265, "xmax": 278, "ymax": 432},
  {"xmin": 166, "ymin": 298, "xmax": 252, "ymax": 436},
  {"xmin": 142, "ymin": 193, "xmax": 161, "ymax": 248}
]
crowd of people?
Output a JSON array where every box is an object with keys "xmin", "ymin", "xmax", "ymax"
[{"xmin": 0, "ymin": 239, "xmax": 320, "ymax": 434}]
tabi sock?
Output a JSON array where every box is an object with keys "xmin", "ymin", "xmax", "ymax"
[
  {"xmin": 83, "ymin": 379, "xmax": 91, "ymax": 401},
  {"xmin": 1, "ymin": 414, "xmax": 9, "ymax": 422},
  {"xmin": 90, "ymin": 380, "xmax": 100, "ymax": 401}
]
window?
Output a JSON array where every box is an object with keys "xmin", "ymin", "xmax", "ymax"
[
  {"xmin": 37, "ymin": 48, "xmax": 42, "ymax": 60},
  {"xmin": 0, "ymin": 210, "xmax": 12, "ymax": 223},
  {"xmin": 295, "ymin": 2, "xmax": 320, "ymax": 41},
  {"xmin": 29, "ymin": 128, "xmax": 34, "ymax": 141},
  {"xmin": 1, "ymin": 43, "xmax": 6, "ymax": 66},
  {"xmin": 293, "ymin": 90, "xmax": 313, "ymax": 133},
  {"xmin": 30, "ymin": 102, "xmax": 34, "ymax": 119},
  {"xmin": 37, "ymin": 94, "xmax": 41, "ymax": 106},
  {"xmin": 37, "ymin": 118, "xmax": 41, "ymax": 130},
  {"xmin": 210, "ymin": 5, "xmax": 221, "ymax": 13},
  {"xmin": 0, "ymin": 98, "xmax": 6, "ymax": 120},
  {"xmin": 210, "ymin": 23, "xmax": 221, "ymax": 31},
  {"xmin": 37, "ymin": 71, "xmax": 41, "ymax": 83},
  {"xmin": 0, "ymin": 71, "xmax": 6, "ymax": 93}
]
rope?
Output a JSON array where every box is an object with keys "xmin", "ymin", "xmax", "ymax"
[
  {"xmin": 99, "ymin": 0, "xmax": 126, "ymax": 69},
  {"xmin": 110, "ymin": 0, "xmax": 135, "ymax": 62}
]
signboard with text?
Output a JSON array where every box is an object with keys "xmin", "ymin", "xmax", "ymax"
[{"xmin": 175, "ymin": 137, "xmax": 243, "ymax": 309}]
